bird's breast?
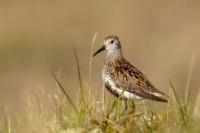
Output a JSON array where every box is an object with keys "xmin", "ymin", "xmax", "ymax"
[{"xmin": 102, "ymin": 69, "xmax": 142, "ymax": 100}]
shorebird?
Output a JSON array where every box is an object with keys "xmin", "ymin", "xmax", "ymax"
[{"xmin": 93, "ymin": 35, "xmax": 168, "ymax": 102}]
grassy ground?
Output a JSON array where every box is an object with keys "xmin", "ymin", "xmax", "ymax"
[{"xmin": 0, "ymin": 47, "xmax": 200, "ymax": 133}]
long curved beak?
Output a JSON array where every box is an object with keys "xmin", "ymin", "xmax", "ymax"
[{"xmin": 92, "ymin": 45, "xmax": 105, "ymax": 57}]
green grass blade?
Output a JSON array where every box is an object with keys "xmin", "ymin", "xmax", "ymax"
[
  {"xmin": 169, "ymin": 80, "xmax": 186, "ymax": 123},
  {"xmin": 185, "ymin": 53, "xmax": 196, "ymax": 113},
  {"xmin": 73, "ymin": 48, "xmax": 85, "ymax": 105},
  {"xmin": 51, "ymin": 72, "xmax": 79, "ymax": 114},
  {"xmin": 106, "ymin": 89, "xmax": 125, "ymax": 118},
  {"xmin": 169, "ymin": 80, "xmax": 182, "ymax": 107}
]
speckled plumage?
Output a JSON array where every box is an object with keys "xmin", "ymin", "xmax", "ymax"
[{"xmin": 93, "ymin": 35, "xmax": 168, "ymax": 102}]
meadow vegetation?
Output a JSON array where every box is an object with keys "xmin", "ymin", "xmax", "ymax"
[{"xmin": 1, "ymin": 48, "xmax": 199, "ymax": 133}]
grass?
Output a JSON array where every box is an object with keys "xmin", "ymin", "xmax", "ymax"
[
  {"xmin": 0, "ymin": 107, "xmax": 11, "ymax": 133},
  {"xmin": 0, "ymin": 46, "xmax": 199, "ymax": 132}
]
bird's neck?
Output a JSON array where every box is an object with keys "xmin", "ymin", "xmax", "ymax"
[{"xmin": 106, "ymin": 49, "xmax": 123, "ymax": 62}]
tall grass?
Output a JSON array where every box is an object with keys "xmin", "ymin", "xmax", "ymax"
[
  {"xmin": 44, "ymin": 49, "xmax": 199, "ymax": 132},
  {"xmin": 88, "ymin": 32, "xmax": 98, "ymax": 97},
  {"xmin": 0, "ymin": 48, "xmax": 199, "ymax": 132},
  {"xmin": 0, "ymin": 107, "xmax": 11, "ymax": 133},
  {"xmin": 51, "ymin": 72, "xmax": 79, "ymax": 115},
  {"xmin": 169, "ymin": 53, "xmax": 196, "ymax": 126}
]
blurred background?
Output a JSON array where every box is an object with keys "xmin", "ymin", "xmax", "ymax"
[{"xmin": 0, "ymin": 0, "xmax": 200, "ymax": 129}]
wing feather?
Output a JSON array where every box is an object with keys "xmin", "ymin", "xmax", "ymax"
[{"xmin": 105, "ymin": 58, "xmax": 168, "ymax": 102}]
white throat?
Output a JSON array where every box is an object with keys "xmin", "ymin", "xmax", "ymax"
[{"xmin": 106, "ymin": 48, "xmax": 123, "ymax": 61}]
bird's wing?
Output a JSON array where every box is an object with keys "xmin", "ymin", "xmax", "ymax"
[{"xmin": 106, "ymin": 58, "xmax": 168, "ymax": 102}]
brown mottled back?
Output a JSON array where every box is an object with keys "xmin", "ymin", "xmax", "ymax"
[{"xmin": 105, "ymin": 57, "xmax": 168, "ymax": 102}]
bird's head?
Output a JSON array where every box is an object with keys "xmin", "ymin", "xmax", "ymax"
[{"xmin": 93, "ymin": 35, "xmax": 121, "ymax": 57}]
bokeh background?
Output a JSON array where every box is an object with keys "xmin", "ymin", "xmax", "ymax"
[{"xmin": 0, "ymin": 0, "xmax": 200, "ymax": 130}]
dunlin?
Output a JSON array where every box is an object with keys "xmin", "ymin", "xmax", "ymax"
[{"xmin": 93, "ymin": 35, "xmax": 168, "ymax": 102}]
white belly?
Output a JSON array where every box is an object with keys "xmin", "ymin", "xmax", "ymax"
[{"xmin": 102, "ymin": 69, "xmax": 142, "ymax": 100}]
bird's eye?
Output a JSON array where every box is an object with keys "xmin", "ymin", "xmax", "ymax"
[{"xmin": 110, "ymin": 40, "xmax": 114, "ymax": 43}]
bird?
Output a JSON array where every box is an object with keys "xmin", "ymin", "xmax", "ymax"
[{"xmin": 92, "ymin": 35, "xmax": 168, "ymax": 102}]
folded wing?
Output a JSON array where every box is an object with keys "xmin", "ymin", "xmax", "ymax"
[{"xmin": 106, "ymin": 58, "xmax": 168, "ymax": 102}]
